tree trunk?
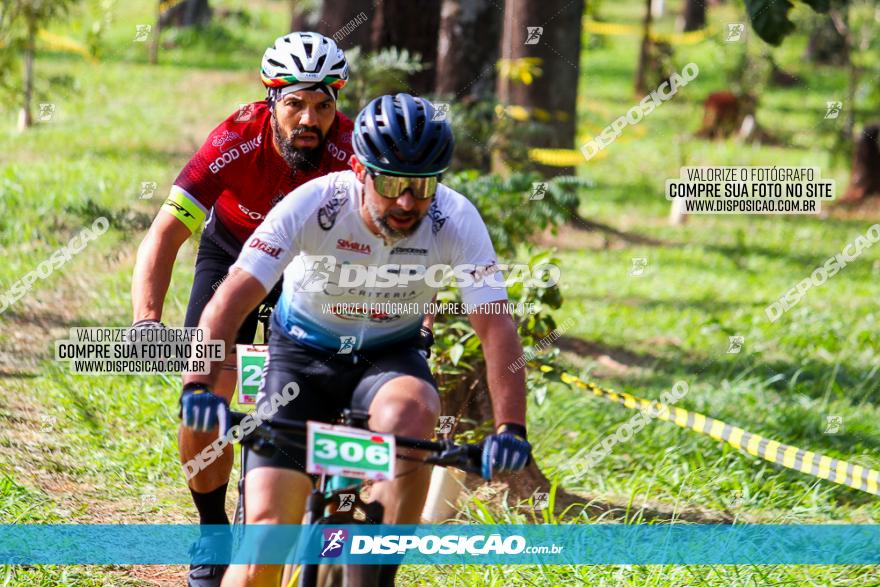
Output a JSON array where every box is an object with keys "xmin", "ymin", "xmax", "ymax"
[
  {"xmin": 634, "ymin": 0, "xmax": 653, "ymax": 95},
  {"xmin": 681, "ymin": 0, "xmax": 705, "ymax": 31},
  {"xmin": 438, "ymin": 365, "xmax": 555, "ymax": 503},
  {"xmin": 290, "ymin": 0, "xmax": 315, "ymax": 31},
  {"xmin": 435, "ymin": 0, "xmax": 501, "ymax": 100},
  {"xmin": 842, "ymin": 123, "xmax": 880, "ymax": 203},
  {"xmin": 317, "ymin": 0, "xmax": 372, "ymax": 50},
  {"xmin": 495, "ymin": 0, "xmax": 585, "ymax": 177},
  {"xmin": 149, "ymin": 1, "xmax": 161, "ymax": 65},
  {"xmin": 18, "ymin": 14, "xmax": 36, "ymax": 132},
  {"xmin": 371, "ymin": 0, "xmax": 442, "ymax": 94},
  {"xmin": 804, "ymin": 18, "xmax": 847, "ymax": 65},
  {"xmin": 651, "ymin": 0, "xmax": 664, "ymax": 19},
  {"xmin": 183, "ymin": 0, "xmax": 211, "ymax": 26},
  {"xmin": 159, "ymin": 0, "xmax": 211, "ymax": 28}
]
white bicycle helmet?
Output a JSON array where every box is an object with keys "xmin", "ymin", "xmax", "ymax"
[{"xmin": 261, "ymin": 32, "xmax": 349, "ymax": 93}]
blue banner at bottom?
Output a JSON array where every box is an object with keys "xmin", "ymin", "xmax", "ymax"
[{"xmin": 1, "ymin": 525, "xmax": 878, "ymax": 565}]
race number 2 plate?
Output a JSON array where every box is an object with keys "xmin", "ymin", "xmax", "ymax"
[
  {"xmin": 236, "ymin": 344, "xmax": 268, "ymax": 405},
  {"xmin": 306, "ymin": 422, "xmax": 396, "ymax": 481}
]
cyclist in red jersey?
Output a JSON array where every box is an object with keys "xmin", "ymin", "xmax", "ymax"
[{"xmin": 130, "ymin": 32, "xmax": 353, "ymax": 587}]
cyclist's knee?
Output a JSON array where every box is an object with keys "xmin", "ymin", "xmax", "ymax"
[
  {"xmin": 370, "ymin": 377, "xmax": 439, "ymax": 436},
  {"xmin": 243, "ymin": 469, "xmax": 310, "ymax": 524}
]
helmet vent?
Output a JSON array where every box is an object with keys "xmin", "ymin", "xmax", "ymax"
[
  {"xmin": 363, "ymin": 135, "xmax": 381, "ymax": 159},
  {"xmin": 353, "ymin": 94, "xmax": 453, "ymax": 174},
  {"xmin": 267, "ymin": 58, "xmax": 284, "ymax": 68},
  {"xmin": 292, "ymin": 55, "xmax": 305, "ymax": 72},
  {"xmin": 382, "ymin": 134, "xmax": 396, "ymax": 151},
  {"xmin": 425, "ymin": 137, "xmax": 437, "ymax": 153}
]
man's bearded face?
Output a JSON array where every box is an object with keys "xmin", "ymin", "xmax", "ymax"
[{"xmin": 272, "ymin": 89, "xmax": 336, "ymax": 172}]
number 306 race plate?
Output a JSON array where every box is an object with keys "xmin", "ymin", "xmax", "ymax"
[{"xmin": 306, "ymin": 422, "xmax": 396, "ymax": 481}]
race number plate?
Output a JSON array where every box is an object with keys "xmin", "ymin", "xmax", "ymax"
[
  {"xmin": 306, "ymin": 422, "xmax": 396, "ymax": 481},
  {"xmin": 236, "ymin": 344, "xmax": 267, "ymax": 405}
]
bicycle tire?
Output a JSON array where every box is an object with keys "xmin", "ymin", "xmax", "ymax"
[{"xmin": 231, "ymin": 444, "xmax": 247, "ymax": 553}]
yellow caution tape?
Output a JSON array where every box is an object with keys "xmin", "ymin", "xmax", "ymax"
[
  {"xmin": 495, "ymin": 104, "xmax": 569, "ymax": 123},
  {"xmin": 528, "ymin": 148, "xmax": 599, "ymax": 166},
  {"xmin": 37, "ymin": 30, "xmax": 96, "ymax": 63},
  {"xmin": 654, "ymin": 27, "xmax": 714, "ymax": 45},
  {"xmin": 546, "ymin": 366, "xmax": 880, "ymax": 497},
  {"xmin": 159, "ymin": 0, "xmax": 188, "ymax": 14},
  {"xmin": 584, "ymin": 19, "xmax": 714, "ymax": 45}
]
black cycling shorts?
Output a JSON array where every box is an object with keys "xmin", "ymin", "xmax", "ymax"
[
  {"xmin": 243, "ymin": 328, "xmax": 438, "ymax": 474},
  {"xmin": 184, "ymin": 229, "xmax": 282, "ymax": 344}
]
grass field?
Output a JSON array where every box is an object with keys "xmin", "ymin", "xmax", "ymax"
[{"xmin": 1, "ymin": 0, "xmax": 878, "ymax": 585}]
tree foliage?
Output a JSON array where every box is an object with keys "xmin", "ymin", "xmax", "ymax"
[
  {"xmin": 336, "ymin": 46, "xmax": 424, "ymax": 114},
  {"xmin": 743, "ymin": 0, "xmax": 830, "ymax": 45},
  {"xmin": 0, "ymin": 0, "xmax": 80, "ymax": 127}
]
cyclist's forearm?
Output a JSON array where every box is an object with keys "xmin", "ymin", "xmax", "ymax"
[
  {"xmin": 421, "ymin": 293, "xmax": 437, "ymax": 329},
  {"xmin": 184, "ymin": 270, "xmax": 268, "ymax": 389},
  {"xmin": 131, "ymin": 232, "xmax": 178, "ymax": 321},
  {"xmin": 472, "ymin": 311, "xmax": 527, "ymax": 426},
  {"xmin": 131, "ymin": 213, "xmax": 191, "ymax": 322},
  {"xmin": 485, "ymin": 335, "xmax": 527, "ymax": 426}
]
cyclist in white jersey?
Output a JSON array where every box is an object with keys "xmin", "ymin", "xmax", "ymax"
[{"xmin": 181, "ymin": 93, "xmax": 531, "ymax": 587}]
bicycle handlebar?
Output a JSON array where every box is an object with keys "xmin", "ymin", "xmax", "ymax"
[{"xmin": 227, "ymin": 411, "xmax": 483, "ymax": 476}]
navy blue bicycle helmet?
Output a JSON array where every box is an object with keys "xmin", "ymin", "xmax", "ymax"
[{"xmin": 352, "ymin": 93, "xmax": 454, "ymax": 176}]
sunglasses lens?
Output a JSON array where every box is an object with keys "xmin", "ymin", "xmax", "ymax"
[{"xmin": 372, "ymin": 174, "xmax": 438, "ymax": 200}]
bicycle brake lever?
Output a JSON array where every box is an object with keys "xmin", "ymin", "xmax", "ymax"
[{"xmin": 428, "ymin": 443, "xmax": 482, "ymax": 476}]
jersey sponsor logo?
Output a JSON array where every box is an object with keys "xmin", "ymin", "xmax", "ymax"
[
  {"xmin": 326, "ymin": 141, "xmax": 348, "ymax": 162},
  {"xmin": 288, "ymin": 324, "xmax": 307, "ymax": 339},
  {"xmin": 389, "ymin": 246, "xmax": 428, "ymax": 255},
  {"xmin": 211, "ymin": 129, "xmax": 242, "ymax": 151},
  {"xmin": 317, "ymin": 195, "xmax": 348, "ymax": 230},
  {"xmin": 336, "ymin": 238, "xmax": 371, "ymax": 255},
  {"xmin": 238, "ymin": 204, "xmax": 265, "ymax": 221},
  {"xmin": 248, "ymin": 237, "xmax": 284, "ymax": 258},
  {"xmin": 427, "ymin": 200, "xmax": 448, "ymax": 234},
  {"xmin": 209, "ymin": 148, "xmax": 240, "ymax": 173},
  {"xmin": 208, "ymin": 135, "xmax": 261, "ymax": 173},
  {"xmin": 240, "ymin": 134, "xmax": 262, "ymax": 154},
  {"xmin": 164, "ymin": 198, "xmax": 195, "ymax": 219}
]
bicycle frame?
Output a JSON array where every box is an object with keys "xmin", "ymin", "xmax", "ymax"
[{"xmin": 227, "ymin": 410, "xmax": 482, "ymax": 587}]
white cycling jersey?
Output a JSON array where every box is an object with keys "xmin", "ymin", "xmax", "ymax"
[{"xmin": 232, "ymin": 170, "xmax": 507, "ymax": 350}]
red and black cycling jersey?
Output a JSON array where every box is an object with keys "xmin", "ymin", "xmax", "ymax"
[{"xmin": 162, "ymin": 100, "xmax": 353, "ymax": 254}]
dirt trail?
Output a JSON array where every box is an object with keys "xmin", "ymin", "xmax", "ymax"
[{"xmin": 0, "ymin": 246, "xmax": 196, "ymax": 585}]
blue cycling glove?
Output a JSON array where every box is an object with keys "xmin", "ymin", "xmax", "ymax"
[
  {"xmin": 481, "ymin": 423, "xmax": 532, "ymax": 481},
  {"xmin": 180, "ymin": 383, "xmax": 229, "ymax": 433}
]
